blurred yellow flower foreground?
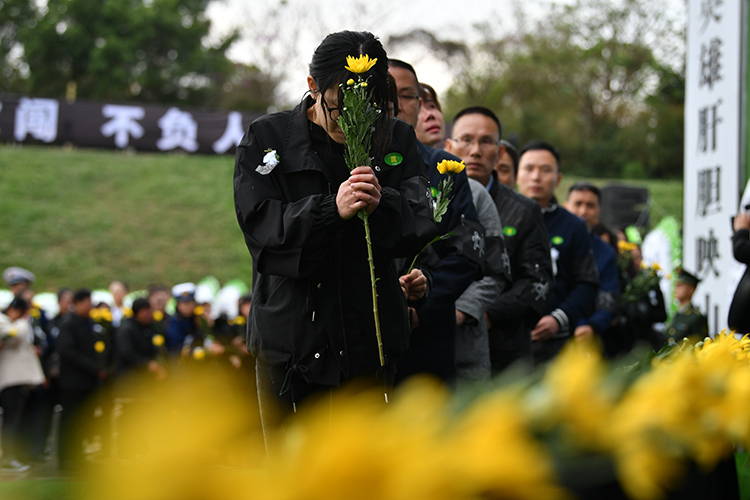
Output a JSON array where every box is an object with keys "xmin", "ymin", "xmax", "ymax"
[{"xmin": 85, "ymin": 333, "xmax": 750, "ymax": 500}]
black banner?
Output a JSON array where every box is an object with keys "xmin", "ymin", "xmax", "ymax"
[{"xmin": 0, "ymin": 96, "xmax": 264, "ymax": 155}]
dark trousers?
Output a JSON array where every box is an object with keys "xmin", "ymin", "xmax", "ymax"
[
  {"xmin": 58, "ymin": 388, "xmax": 95, "ymax": 471},
  {"xmin": 18, "ymin": 379, "xmax": 60, "ymax": 459},
  {"xmin": 255, "ymin": 358, "xmax": 390, "ymax": 455},
  {"xmin": 0, "ymin": 385, "xmax": 29, "ymax": 461}
]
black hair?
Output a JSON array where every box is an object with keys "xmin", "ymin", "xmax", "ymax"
[
  {"xmin": 388, "ymin": 59, "xmax": 419, "ymax": 81},
  {"xmin": 591, "ymin": 223, "xmax": 618, "ymax": 253},
  {"xmin": 73, "ymin": 288, "xmax": 91, "ymax": 304},
  {"xmin": 519, "ymin": 140, "xmax": 561, "ymax": 171},
  {"xmin": 568, "ymin": 181, "xmax": 601, "ymax": 202},
  {"xmin": 132, "ymin": 297, "xmax": 151, "ymax": 316},
  {"xmin": 499, "ymin": 139, "xmax": 518, "ymax": 173},
  {"xmin": 452, "ymin": 106, "xmax": 503, "ymax": 140},
  {"xmin": 387, "ymin": 73, "xmax": 399, "ymax": 117},
  {"xmin": 419, "ymin": 83, "xmax": 441, "ymax": 112},
  {"xmin": 57, "ymin": 287, "xmax": 72, "ymax": 301},
  {"xmin": 6, "ymin": 296, "xmax": 29, "ymax": 314},
  {"xmin": 308, "ymin": 31, "xmax": 391, "ymax": 157}
]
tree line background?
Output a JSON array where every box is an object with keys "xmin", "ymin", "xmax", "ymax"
[{"xmin": 0, "ymin": 0, "xmax": 686, "ymax": 178}]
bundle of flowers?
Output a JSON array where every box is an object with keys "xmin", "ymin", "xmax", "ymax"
[{"xmin": 88, "ymin": 333, "xmax": 750, "ymax": 500}]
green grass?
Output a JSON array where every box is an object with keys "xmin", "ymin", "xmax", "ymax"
[
  {"xmin": 1, "ymin": 144, "xmax": 684, "ymax": 293},
  {"xmin": 1, "ymin": 144, "xmax": 252, "ymax": 292},
  {"xmin": 557, "ymin": 176, "xmax": 683, "ymax": 231},
  {"xmin": 0, "ymin": 478, "xmax": 82, "ymax": 500}
]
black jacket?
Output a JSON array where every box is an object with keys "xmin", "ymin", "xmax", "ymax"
[
  {"xmin": 728, "ymin": 229, "xmax": 750, "ymax": 331},
  {"xmin": 58, "ymin": 312, "xmax": 110, "ymax": 392},
  {"xmin": 234, "ymin": 100, "xmax": 437, "ymax": 389},
  {"xmin": 115, "ymin": 317, "xmax": 157, "ymax": 376},
  {"xmin": 486, "ymin": 172, "xmax": 553, "ymax": 371},
  {"xmin": 398, "ymin": 144, "xmax": 485, "ymax": 382}
]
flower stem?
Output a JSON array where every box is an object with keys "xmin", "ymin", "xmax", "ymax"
[{"xmin": 361, "ymin": 211, "xmax": 384, "ymax": 366}]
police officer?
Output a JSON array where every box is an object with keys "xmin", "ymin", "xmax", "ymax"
[{"xmin": 665, "ymin": 268, "xmax": 708, "ymax": 341}]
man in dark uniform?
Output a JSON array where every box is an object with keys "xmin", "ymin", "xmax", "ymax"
[
  {"xmin": 389, "ymin": 60, "xmax": 485, "ymax": 383},
  {"xmin": 57, "ymin": 289, "xmax": 111, "ymax": 471},
  {"xmin": 444, "ymin": 106, "xmax": 552, "ymax": 373},
  {"xmin": 517, "ymin": 141, "xmax": 599, "ymax": 364},
  {"xmin": 665, "ymin": 268, "xmax": 709, "ymax": 341}
]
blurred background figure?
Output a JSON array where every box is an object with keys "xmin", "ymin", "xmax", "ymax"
[
  {"xmin": 665, "ymin": 268, "xmax": 708, "ymax": 342},
  {"xmin": 0, "ymin": 297, "xmax": 45, "ymax": 472},
  {"xmin": 3, "ymin": 267, "xmax": 35, "ymax": 298},
  {"xmin": 108, "ymin": 281, "xmax": 129, "ymax": 328}
]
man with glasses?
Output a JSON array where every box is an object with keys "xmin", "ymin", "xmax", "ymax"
[
  {"xmin": 388, "ymin": 60, "xmax": 486, "ymax": 383},
  {"xmin": 445, "ymin": 106, "xmax": 553, "ymax": 373}
]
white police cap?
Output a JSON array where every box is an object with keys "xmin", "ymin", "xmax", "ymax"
[
  {"xmin": 172, "ymin": 282, "xmax": 196, "ymax": 302},
  {"xmin": 3, "ymin": 267, "xmax": 36, "ymax": 286}
]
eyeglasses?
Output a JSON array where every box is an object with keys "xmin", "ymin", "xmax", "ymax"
[
  {"xmin": 321, "ymin": 96, "xmax": 341, "ymax": 121},
  {"xmin": 449, "ymin": 136, "xmax": 500, "ymax": 150},
  {"xmin": 398, "ymin": 93, "xmax": 420, "ymax": 102}
]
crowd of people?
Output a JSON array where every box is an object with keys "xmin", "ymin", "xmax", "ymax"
[
  {"xmin": 0, "ymin": 269, "xmax": 254, "ymax": 472},
  {"xmin": 232, "ymin": 30, "xmax": 719, "ymax": 449},
  {"xmin": 1, "ymin": 30, "xmax": 724, "ymax": 470}
]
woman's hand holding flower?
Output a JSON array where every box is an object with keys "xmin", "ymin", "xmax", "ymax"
[{"xmin": 336, "ymin": 166, "xmax": 381, "ymax": 219}]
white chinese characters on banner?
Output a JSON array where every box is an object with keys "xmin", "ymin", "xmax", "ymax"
[
  {"xmin": 14, "ymin": 98, "xmax": 59, "ymax": 143},
  {"xmin": 684, "ymin": 0, "xmax": 742, "ymax": 334},
  {"xmin": 213, "ymin": 111, "xmax": 245, "ymax": 154},
  {"xmin": 101, "ymin": 105, "xmax": 146, "ymax": 148},
  {"xmin": 156, "ymin": 107, "xmax": 199, "ymax": 152}
]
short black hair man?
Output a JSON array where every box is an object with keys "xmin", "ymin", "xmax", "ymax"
[
  {"xmin": 517, "ymin": 141, "xmax": 599, "ymax": 363},
  {"xmin": 564, "ymin": 182, "xmax": 621, "ymax": 356},
  {"xmin": 389, "ymin": 59, "xmax": 486, "ymax": 382},
  {"xmin": 445, "ymin": 106, "xmax": 553, "ymax": 372}
]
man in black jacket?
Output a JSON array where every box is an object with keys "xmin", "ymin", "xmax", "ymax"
[
  {"xmin": 57, "ymin": 289, "xmax": 110, "ymax": 471},
  {"xmin": 517, "ymin": 141, "xmax": 599, "ymax": 364},
  {"xmin": 389, "ymin": 60, "xmax": 485, "ymax": 383},
  {"xmin": 445, "ymin": 107, "xmax": 553, "ymax": 373},
  {"xmin": 116, "ymin": 298, "xmax": 164, "ymax": 380}
]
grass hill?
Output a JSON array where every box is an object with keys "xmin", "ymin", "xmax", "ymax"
[
  {"xmin": 1, "ymin": 144, "xmax": 683, "ymax": 293},
  {"xmin": 2, "ymin": 144, "xmax": 251, "ymax": 292}
]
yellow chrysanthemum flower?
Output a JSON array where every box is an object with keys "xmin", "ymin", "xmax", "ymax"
[
  {"xmin": 651, "ymin": 262, "xmax": 662, "ymax": 271},
  {"xmin": 233, "ymin": 316, "xmax": 247, "ymax": 326},
  {"xmin": 436, "ymin": 159, "xmax": 466, "ymax": 175},
  {"xmin": 153, "ymin": 310, "xmax": 164, "ymax": 322},
  {"xmin": 194, "ymin": 306, "xmax": 204, "ymax": 317},
  {"xmin": 152, "ymin": 334, "xmax": 165, "ymax": 347},
  {"xmin": 30, "ymin": 307, "xmax": 40, "ymax": 319},
  {"xmin": 124, "ymin": 307, "xmax": 133, "ymax": 318},
  {"xmin": 346, "ymin": 78, "xmax": 355, "ymax": 86},
  {"xmin": 618, "ymin": 240, "xmax": 638, "ymax": 253},
  {"xmin": 345, "ymin": 54, "xmax": 377, "ymax": 74},
  {"xmin": 90, "ymin": 309, "xmax": 101, "ymax": 321},
  {"xmin": 8, "ymin": 328, "xmax": 17, "ymax": 338},
  {"xmin": 192, "ymin": 347, "xmax": 206, "ymax": 361},
  {"xmin": 94, "ymin": 340, "xmax": 106, "ymax": 353}
]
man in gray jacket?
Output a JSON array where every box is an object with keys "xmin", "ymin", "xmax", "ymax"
[{"xmin": 445, "ymin": 107, "xmax": 553, "ymax": 373}]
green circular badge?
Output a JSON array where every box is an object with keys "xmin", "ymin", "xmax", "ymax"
[
  {"xmin": 384, "ymin": 152, "xmax": 403, "ymax": 166},
  {"xmin": 430, "ymin": 186, "xmax": 438, "ymax": 198},
  {"xmin": 551, "ymin": 236, "xmax": 564, "ymax": 245},
  {"xmin": 503, "ymin": 226, "xmax": 517, "ymax": 237}
]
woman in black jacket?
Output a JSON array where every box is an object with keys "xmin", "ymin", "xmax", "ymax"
[
  {"xmin": 234, "ymin": 31, "xmax": 437, "ymax": 425},
  {"xmin": 728, "ymin": 210, "xmax": 750, "ymax": 332}
]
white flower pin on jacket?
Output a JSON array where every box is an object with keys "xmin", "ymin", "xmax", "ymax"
[{"xmin": 256, "ymin": 149, "xmax": 280, "ymax": 175}]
